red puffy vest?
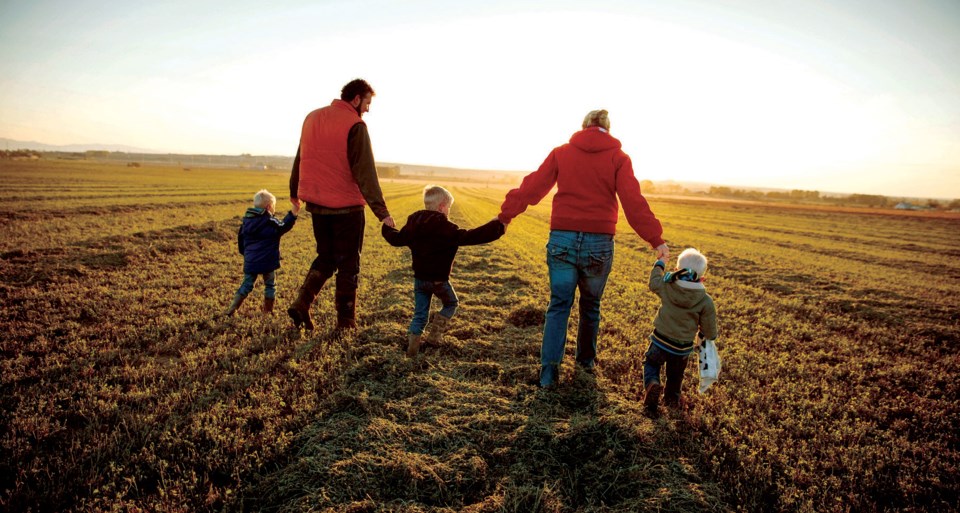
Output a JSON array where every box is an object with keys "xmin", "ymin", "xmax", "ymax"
[{"xmin": 297, "ymin": 99, "xmax": 366, "ymax": 208}]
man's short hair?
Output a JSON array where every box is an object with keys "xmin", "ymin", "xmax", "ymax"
[
  {"xmin": 341, "ymin": 79, "xmax": 375, "ymax": 101},
  {"xmin": 253, "ymin": 189, "xmax": 276, "ymax": 209},
  {"xmin": 423, "ymin": 185, "xmax": 454, "ymax": 211}
]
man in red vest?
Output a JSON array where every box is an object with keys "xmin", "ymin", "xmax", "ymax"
[{"xmin": 287, "ymin": 78, "xmax": 395, "ymax": 331}]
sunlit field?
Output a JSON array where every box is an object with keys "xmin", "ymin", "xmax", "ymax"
[{"xmin": 1, "ymin": 160, "xmax": 957, "ymax": 512}]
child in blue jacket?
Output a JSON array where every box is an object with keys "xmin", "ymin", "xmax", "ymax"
[{"xmin": 225, "ymin": 189, "xmax": 299, "ymax": 316}]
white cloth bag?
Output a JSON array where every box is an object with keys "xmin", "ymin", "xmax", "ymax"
[{"xmin": 697, "ymin": 338, "xmax": 721, "ymax": 393}]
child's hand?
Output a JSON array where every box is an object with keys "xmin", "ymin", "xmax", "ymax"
[{"xmin": 291, "ymin": 201, "xmax": 301, "ymax": 216}]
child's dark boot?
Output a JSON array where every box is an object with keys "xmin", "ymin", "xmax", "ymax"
[{"xmin": 224, "ymin": 293, "xmax": 245, "ymax": 317}]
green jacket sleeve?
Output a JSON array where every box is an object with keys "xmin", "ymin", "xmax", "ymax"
[
  {"xmin": 649, "ymin": 261, "xmax": 665, "ymax": 293},
  {"xmin": 700, "ymin": 297, "xmax": 719, "ymax": 340},
  {"xmin": 348, "ymin": 123, "xmax": 390, "ymax": 221},
  {"xmin": 289, "ymin": 145, "xmax": 301, "ymax": 199}
]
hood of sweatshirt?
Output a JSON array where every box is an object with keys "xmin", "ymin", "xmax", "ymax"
[
  {"xmin": 405, "ymin": 209, "xmax": 455, "ymax": 237},
  {"xmin": 244, "ymin": 207, "xmax": 268, "ymax": 218},
  {"xmin": 663, "ymin": 281, "xmax": 708, "ymax": 309},
  {"xmin": 242, "ymin": 207, "xmax": 278, "ymax": 238},
  {"xmin": 569, "ymin": 127, "xmax": 622, "ymax": 153}
]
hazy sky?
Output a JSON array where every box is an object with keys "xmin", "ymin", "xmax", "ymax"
[{"xmin": 1, "ymin": 0, "xmax": 959, "ymax": 198}]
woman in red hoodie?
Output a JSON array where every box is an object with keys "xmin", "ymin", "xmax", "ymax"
[{"xmin": 498, "ymin": 109, "xmax": 670, "ymax": 388}]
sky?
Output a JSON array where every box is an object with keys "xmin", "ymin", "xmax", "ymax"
[{"xmin": 1, "ymin": 0, "xmax": 959, "ymax": 198}]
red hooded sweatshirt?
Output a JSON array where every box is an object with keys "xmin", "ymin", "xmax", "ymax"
[{"xmin": 498, "ymin": 127, "xmax": 665, "ymax": 248}]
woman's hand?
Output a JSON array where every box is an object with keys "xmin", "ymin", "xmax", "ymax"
[{"xmin": 655, "ymin": 243, "xmax": 670, "ymax": 262}]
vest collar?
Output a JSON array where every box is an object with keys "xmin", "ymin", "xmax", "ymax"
[{"xmin": 331, "ymin": 98, "xmax": 360, "ymax": 116}]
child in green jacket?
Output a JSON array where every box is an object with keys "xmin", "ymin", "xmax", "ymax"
[{"xmin": 643, "ymin": 248, "xmax": 718, "ymax": 413}]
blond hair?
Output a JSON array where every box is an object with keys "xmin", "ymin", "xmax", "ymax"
[
  {"xmin": 677, "ymin": 248, "xmax": 708, "ymax": 277},
  {"xmin": 582, "ymin": 109, "xmax": 611, "ymax": 131},
  {"xmin": 253, "ymin": 189, "xmax": 276, "ymax": 210},
  {"xmin": 423, "ymin": 184, "xmax": 454, "ymax": 211}
]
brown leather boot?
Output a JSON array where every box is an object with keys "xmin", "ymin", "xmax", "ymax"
[
  {"xmin": 262, "ymin": 297, "xmax": 275, "ymax": 314},
  {"xmin": 644, "ymin": 382, "xmax": 662, "ymax": 413},
  {"xmin": 334, "ymin": 289, "xmax": 357, "ymax": 330},
  {"xmin": 224, "ymin": 294, "xmax": 245, "ymax": 317},
  {"xmin": 406, "ymin": 333, "xmax": 422, "ymax": 357},
  {"xmin": 424, "ymin": 313, "xmax": 451, "ymax": 345},
  {"xmin": 287, "ymin": 269, "xmax": 328, "ymax": 330}
]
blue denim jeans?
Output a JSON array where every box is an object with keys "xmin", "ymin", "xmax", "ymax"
[
  {"xmin": 237, "ymin": 271, "xmax": 277, "ymax": 299},
  {"xmin": 643, "ymin": 342, "xmax": 689, "ymax": 403},
  {"xmin": 540, "ymin": 230, "xmax": 614, "ymax": 387},
  {"xmin": 409, "ymin": 279, "xmax": 459, "ymax": 335}
]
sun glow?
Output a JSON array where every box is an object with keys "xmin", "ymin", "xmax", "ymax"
[{"xmin": 1, "ymin": 1, "xmax": 958, "ymax": 197}]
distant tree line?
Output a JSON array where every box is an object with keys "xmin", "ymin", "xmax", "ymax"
[
  {"xmin": 377, "ymin": 165, "xmax": 401, "ymax": 178},
  {"xmin": 700, "ymin": 185, "xmax": 959, "ymax": 210},
  {"xmin": 0, "ymin": 149, "xmax": 41, "ymax": 159}
]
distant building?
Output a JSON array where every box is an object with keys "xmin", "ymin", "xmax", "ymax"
[{"xmin": 895, "ymin": 202, "xmax": 933, "ymax": 211}]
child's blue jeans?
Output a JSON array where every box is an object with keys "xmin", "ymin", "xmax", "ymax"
[
  {"xmin": 409, "ymin": 279, "xmax": 459, "ymax": 335},
  {"xmin": 236, "ymin": 271, "xmax": 277, "ymax": 299}
]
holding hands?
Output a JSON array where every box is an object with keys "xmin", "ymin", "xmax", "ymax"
[{"xmin": 655, "ymin": 243, "xmax": 670, "ymax": 262}]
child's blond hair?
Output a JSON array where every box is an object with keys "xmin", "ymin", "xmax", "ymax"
[
  {"xmin": 677, "ymin": 248, "xmax": 708, "ymax": 277},
  {"xmin": 253, "ymin": 189, "xmax": 276, "ymax": 210},
  {"xmin": 423, "ymin": 185, "xmax": 454, "ymax": 211}
]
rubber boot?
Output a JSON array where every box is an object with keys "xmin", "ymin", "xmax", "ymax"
[
  {"xmin": 262, "ymin": 297, "xmax": 275, "ymax": 314},
  {"xmin": 287, "ymin": 269, "xmax": 328, "ymax": 330},
  {"xmin": 224, "ymin": 293, "xmax": 245, "ymax": 317},
  {"xmin": 424, "ymin": 313, "xmax": 451, "ymax": 345},
  {"xmin": 406, "ymin": 333, "xmax": 422, "ymax": 357},
  {"xmin": 644, "ymin": 382, "xmax": 662, "ymax": 413},
  {"xmin": 334, "ymin": 289, "xmax": 357, "ymax": 330}
]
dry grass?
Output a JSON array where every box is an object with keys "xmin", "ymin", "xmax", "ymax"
[{"xmin": 1, "ymin": 159, "xmax": 958, "ymax": 512}]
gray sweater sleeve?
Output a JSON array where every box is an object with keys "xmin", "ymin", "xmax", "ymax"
[{"xmin": 348, "ymin": 123, "xmax": 390, "ymax": 220}]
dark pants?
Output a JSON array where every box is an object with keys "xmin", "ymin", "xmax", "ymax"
[
  {"xmin": 643, "ymin": 343, "xmax": 689, "ymax": 403},
  {"xmin": 310, "ymin": 210, "xmax": 365, "ymax": 293}
]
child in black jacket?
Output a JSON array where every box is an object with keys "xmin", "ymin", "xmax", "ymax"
[
  {"xmin": 225, "ymin": 189, "xmax": 299, "ymax": 316},
  {"xmin": 382, "ymin": 185, "xmax": 504, "ymax": 356}
]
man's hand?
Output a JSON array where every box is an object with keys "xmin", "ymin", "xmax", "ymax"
[
  {"xmin": 291, "ymin": 201, "xmax": 301, "ymax": 216},
  {"xmin": 655, "ymin": 243, "xmax": 670, "ymax": 262},
  {"xmin": 382, "ymin": 215, "xmax": 396, "ymax": 229},
  {"xmin": 291, "ymin": 197, "xmax": 301, "ymax": 208}
]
